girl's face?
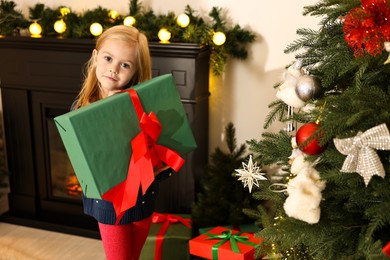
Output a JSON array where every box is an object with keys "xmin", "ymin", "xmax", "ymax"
[{"xmin": 93, "ymin": 38, "xmax": 138, "ymax": 97}]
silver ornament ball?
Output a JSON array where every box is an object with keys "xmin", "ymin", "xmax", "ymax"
[{"xmin": 295, "ymin": 75, "xmax": 322, "ymax": 101}]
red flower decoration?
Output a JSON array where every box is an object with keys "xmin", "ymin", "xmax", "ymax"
[{"xmin": 342, "ymin": 0, "xmax": 390, "ymax": 57}]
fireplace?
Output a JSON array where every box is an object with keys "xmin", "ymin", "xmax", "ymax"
[
  {"xmin": 39, "ymin": 105, "xmax": 83, "ymax": 200},
  {"xmin": 0, "ymin": 37, "xmax": 209, "ymax": 237}
]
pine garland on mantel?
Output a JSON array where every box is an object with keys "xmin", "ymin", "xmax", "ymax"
[{"xmin": 0, "ymin": 0, "xmax": 256, "ymax": 75}]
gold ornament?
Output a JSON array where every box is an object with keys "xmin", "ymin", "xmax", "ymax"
[
  {"xmin": 108, "ymin": 10, "xmax": 119, "ymax": 20},
  {"xmin": 334, "ymin": 123, "xmax": 390, "ymax": 186},
  {"xmin": 60, "ymin": 7, "xmax": 70, "ymax": 16}
]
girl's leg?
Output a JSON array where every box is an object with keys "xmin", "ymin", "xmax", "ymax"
[
  {"xmin": 130, "ymin": 216, "xmax": 153, "ymax": 260},
  {"xmin": 98, "ymin": 216, "xmax": 152, "ymax": 260},
  {"xmin": 98, "ymin": 222, "xmax": 133, "ymax": 260}
]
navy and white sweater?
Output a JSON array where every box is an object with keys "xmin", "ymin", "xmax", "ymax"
[{"xmin": 82, "ymin": 169, "xmax": 173, "ymax": 225}]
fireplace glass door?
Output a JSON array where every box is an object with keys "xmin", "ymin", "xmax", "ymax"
[{"xmin": 47, "ymin": 117, "xmax": 81, "ymax": 200}]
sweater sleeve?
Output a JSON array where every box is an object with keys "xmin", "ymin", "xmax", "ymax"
[{"xmin": 154, "ymin": 168, "xmax": 176, "ymax": 182}]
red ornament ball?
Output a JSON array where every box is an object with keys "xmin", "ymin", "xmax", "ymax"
[{"xmin": 296, "ymin": 122, "xmax": 327, "ymax": 155}]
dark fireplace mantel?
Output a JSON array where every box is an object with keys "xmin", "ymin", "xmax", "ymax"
[{"xmin": 0, "ymin": 36, "xmax": 209, "ymax": 237}]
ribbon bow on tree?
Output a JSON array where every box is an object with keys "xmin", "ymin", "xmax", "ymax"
[{"xmin": 333, "ymin": 123, "xmax": 390, "ymax": 186}]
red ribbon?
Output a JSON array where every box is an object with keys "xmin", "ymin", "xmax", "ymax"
[
  {"xmin": 151, "ymin": 212, "xmax": 192, "ymax": 260},
  {"xmin": 383, "ymin": 242, "xmax": 390, "ymax": 257},
  {"xmin": 102, "ymin": 89, "xmax": 185, "ymax": 224}
]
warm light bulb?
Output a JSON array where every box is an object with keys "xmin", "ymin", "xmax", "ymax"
[
  {"xmin": 123, "ymin": 16, "xmax": 136, "ymax": 26},
  {"xmin": 54, "ymin": 19, "xmax": 66, "ymax": 34},
  {"xmin": 90, "ymin": 23, "xmax": 103, "ymax": 36},
  {"xmin": 212, "ymin": 31, "xmax": 226, "ymax": 46},
  {"xmin": 158, "ymin": 28, "xmax": 171, "ymax": 43},
  {"xmin": 176, "ymin": 13, "xmax": 190, "ymax": 28},
  {"xmin": 29, "ymin": 21, "xmax": 42, "ymax": 38},
  {"xmin": 108, "ymin": 10, "xmax": 119, "ymax": 20},
  {"xmin": 60, "ymin": 7, "xmax": 70, "ymax": 17}
]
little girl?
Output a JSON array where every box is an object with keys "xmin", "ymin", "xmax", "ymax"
[{"xmin": 72, "ymin": 25, "xmax": 172, "ymax": 260}]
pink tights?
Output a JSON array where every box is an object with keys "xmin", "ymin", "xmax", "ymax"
[{"xmin": 98, "ymin": 216, "xmax": 152, "ymax": 260}]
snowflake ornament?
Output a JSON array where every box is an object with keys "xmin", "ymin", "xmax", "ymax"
[{"xmin": 235, "ymin": 155, "xmax": 267, "ymax": 193}]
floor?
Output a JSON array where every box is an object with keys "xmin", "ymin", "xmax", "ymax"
[{"xmin": 0, "ymin": 222, "xmax": 105, "ymax": 260}]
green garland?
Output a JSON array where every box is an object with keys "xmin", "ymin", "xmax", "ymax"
[{"xmin": 0, "ymin": 0, "xmax": 256, "ymax": 75}]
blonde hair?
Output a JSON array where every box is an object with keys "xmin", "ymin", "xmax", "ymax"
[{"xmin": 75, "ymin": 25, "xmax": 151, "ymax": 108}]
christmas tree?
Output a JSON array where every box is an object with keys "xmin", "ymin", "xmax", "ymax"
[
  {"xmin": 192, "ymin": 122, "xmax": 258, "ymax": 230},
  {"xmin": 243, "ymin": 0, "xmax": 390, "ymax": 259}
]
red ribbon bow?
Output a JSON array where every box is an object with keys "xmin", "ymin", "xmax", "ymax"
[
  {"xmin": 102, "ymin": 89, "xmax": 185, "ymax": 224},
  {"xmin": 151, "ymin": 212, "xmax": 192, "ymax": 260}
]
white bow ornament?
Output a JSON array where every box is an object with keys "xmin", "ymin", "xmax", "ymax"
[{"xmin": 333, "ymin": 123, "xmax": 390, "ymax": 186}]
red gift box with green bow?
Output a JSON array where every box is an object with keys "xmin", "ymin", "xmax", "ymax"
[{"xmin": 189, "ymin": 226, "xmax": 263, "ymax": 260}]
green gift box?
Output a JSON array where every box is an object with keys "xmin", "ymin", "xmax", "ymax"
[
  {"xmin": 54, "ymin": 74, "xmax": 197, "ymax": 199},
  {"xmin": 140, "ymin": 213, "xmax": 192, "ymax": 260}
]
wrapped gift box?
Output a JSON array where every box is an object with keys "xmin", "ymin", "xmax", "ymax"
[
  {"xmin": 199, "ymin": 223, "xmax": 259, "ymax": 235},
  {"xmin": 140, "ymin": 213, "xmax": 192, "ymax": 260},
  {"xmin": 189, "ymin": 226, "xmax": 263, "ymax": 260},
  {"xmin": 54, "ymin": 74, "xmax": 197, "ymax": 199}
]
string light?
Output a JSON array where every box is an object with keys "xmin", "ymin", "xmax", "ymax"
[
  {"xmin": 212, "ymin": 31, "xmax": 226, "ymax": 46},
  {"xmin": 90, "ymin": 22, "xmax": 103, "ymax": 36},
  {"xmin": 176, "ymin": 13, "xmax": 190, "ymax": 28},
  {"xmin": 123, "ymin": 16, "xmax": 136, "ymax": 26},
  {"xmin": 29, "ymin": 21, "xmax": 42, "ymax": 38},
  {"xmin": 54, "ymin": 19, "xmax": 66, "ymax": 34},
  {"xmin": 271, "ymin": 243, "xmax": 278, "ymax": 257},
  {"xmin": 0, "ymin": 3, "xmax": 254, "ymax": 76},
  {"xmin": 158, "ymin": 28, "xmax": 171, "ymax": 43}
]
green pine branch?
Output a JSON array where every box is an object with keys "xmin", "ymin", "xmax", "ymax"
[
  {"xmin": 0, "ymin": 0, "xmax": 28, "ymax": 35},
  {"xmin": 0, "ymin": 0, "xmax": 256, "ymax": 76}
]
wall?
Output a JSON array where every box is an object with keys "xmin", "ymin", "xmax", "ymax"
[{"xmin": 16, "ymin": 0, "xmax": 319, "ymax": 154}]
